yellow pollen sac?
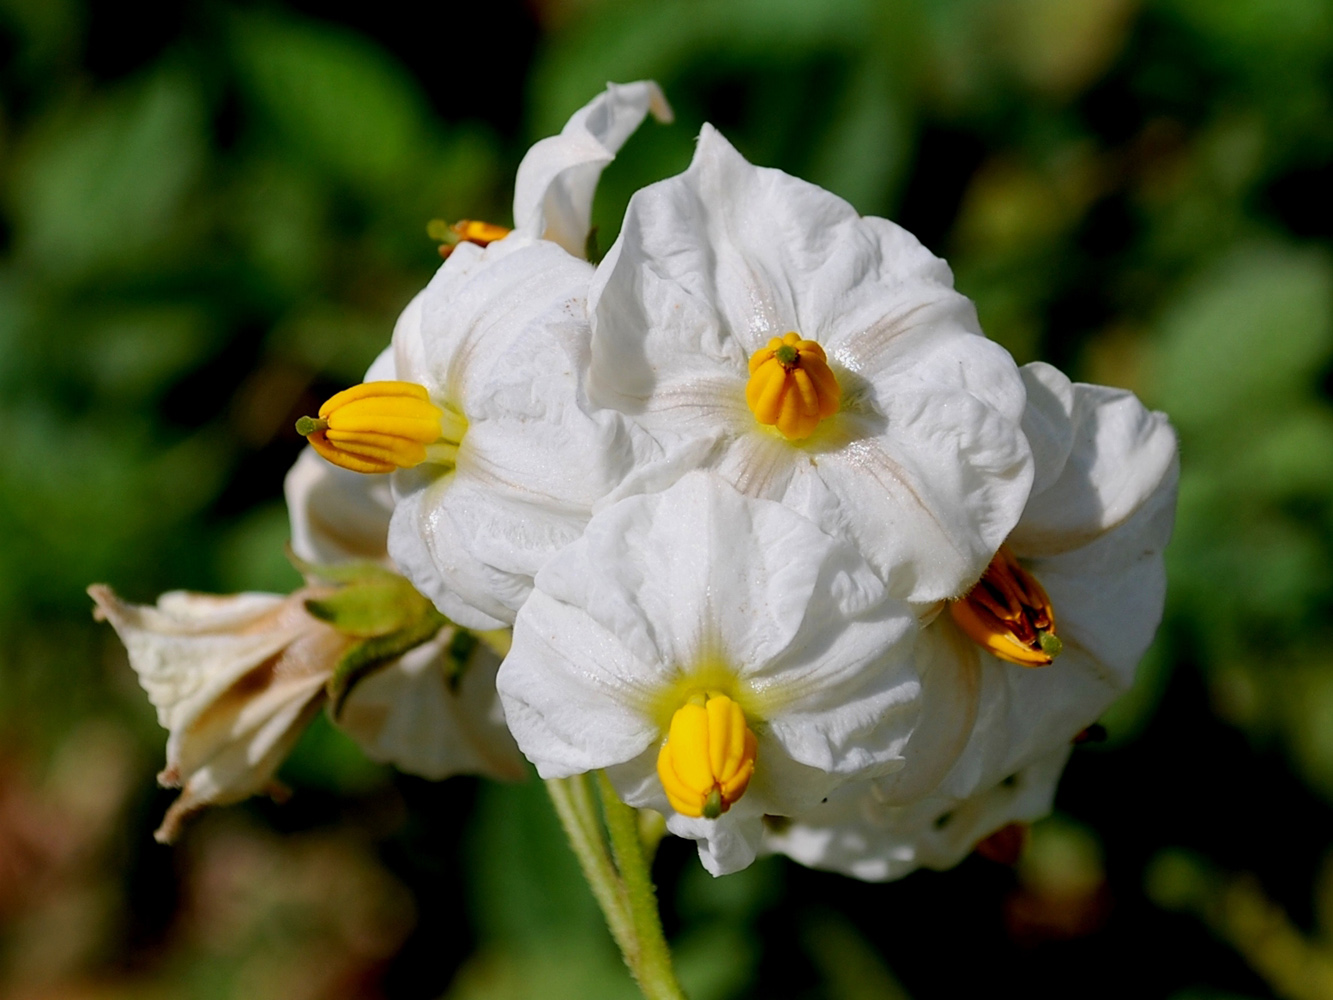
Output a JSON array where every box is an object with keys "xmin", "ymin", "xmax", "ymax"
[
  {"xmin": 656, "ymin": 692, "xmax": 758, "ymax": 819},
  {"xmin": 745, "ymin": 332, "xmax": 841, "ymax": 440},
  {"xmin": 948, "ymin": 545, "xmax": 1063, "ymax": 667},
  {"xmin": 296, "ymin": 381, "xmax": 463, "ymax": 475},
  {"xmin": 428, "ymin": 218, "xmax": 512, "ymax": 259}
]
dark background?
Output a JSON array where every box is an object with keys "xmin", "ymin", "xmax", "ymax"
[{"xmin": 2, "ymin": 1, "xmax": 1332, "ymax": 997}]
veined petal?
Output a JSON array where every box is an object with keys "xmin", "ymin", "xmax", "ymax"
[
  {"xmin": 588, "ymin": 124, "xmax": 1032, "ymax": 603},
  {"xmin": 513, "ymin": 80, "xmax": 672, "ymax": 256}
]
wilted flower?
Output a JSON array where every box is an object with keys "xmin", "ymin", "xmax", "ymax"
[
  {"xmin": 498, "ymin": 472, "xmax": 922, "ymax": 875},
  {"xmin": 90, "ymin": 569, "xmax": 521, "ymax": 841}
]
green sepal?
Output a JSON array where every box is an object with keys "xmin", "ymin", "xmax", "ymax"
[
  {"xmin": 442, "ymin": 628, "xmax": 478, "ymax": 692},
  {"xmin": 328, "ymin": 604, "xmax": 450, "ymax": 718},
  {"xmin": 304, "ymin": 579, "xmax": 431, "ymax": 638},
  {"xmin": 286, "ymin": 546, "xmax": 398, "ymax": 586}
]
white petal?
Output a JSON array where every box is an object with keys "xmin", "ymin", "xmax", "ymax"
[
  {"xmin": 390, "ymin": 237, "xmax": 655, "ymax": 626},
  {"xmin": 285, "ymin": 448, "xmax": 395, "ymax": 566},
  {"xmin": 1010, "ymin": 382, "xmax": 1178, "ymax": 558},
  {"xmin": 588, "ymin": 125, "xmax": 1032, "ymax": 602},
  {"xmin": 513, "ymin": 81, "xmax": 672, "ymax": 256},
  {"xmin": 767, "ymin": 746, "xmax": 1068, "ymax": 881},
  {"xmin": 499, "ymin": 588, "xmax": 664, "ymax": 777},
  {"xmin": 1019, "ymin": 362, "xmax": 1076, "ymax": 498},
  {"xmin": 336, "ymin": 628, "xmax": 525, "ymax": 781}
]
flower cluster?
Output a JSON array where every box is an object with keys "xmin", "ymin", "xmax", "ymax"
[{"xmin": 94, "ymin": 80, "xmax": 1176, "ymax": 879}]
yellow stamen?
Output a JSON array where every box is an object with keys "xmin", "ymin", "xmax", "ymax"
[
  {"xmin": 656, "ymin": 692, "xmax": 757, "ymax": 819},
  {"xmin": 745, "ymin": 332, "xmax": 841, "ymax": 440},
  {"xmin": 429, "ymin": 218, "xmax": 511, "ymax": 259},
  {"xmin": 296, "ymin": 381, "xmax": 464, "ymax": 475},
  {"xmin": 949, "ymin": 545, "xmax": 1062, "ymax": 667}
]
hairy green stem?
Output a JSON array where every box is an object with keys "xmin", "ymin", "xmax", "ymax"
[
  {"xmin": 545, "ymin": 775, "xmax": 634, "ymax": 952},
  {"xmin": 595, "ymin": 772, "xmax": 685, "ymax": 998},
  {"xmin": 545, "ymin": 774, "xmax": 689, "ymax": 1000}
]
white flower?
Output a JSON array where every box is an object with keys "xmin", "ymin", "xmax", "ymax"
[
  {"xmin": 384, "ymin": 85, "xmax": 671, "ymax": 629},
  {"xmin": 765, "ymin": 363, "xmax": 1178, "ymax": 879},
  {"xmin": 586, "ymin": 124, "xmax": 1033, "ymax": 605},
  {"xmin": 90, "ymin": 580, "xmax": 521, "ymax": 841},
  {"xmin": 926, "ymin": 363, "xmax": 1178, "ymax": 801},
  {"xmin": 764, "ymin": 746, "xmax": 1071, "ymax": 882},
  {"xmin": 287, "ymin": 82, "xmax": 671, "ymax": 599},
  {"xmin": 496, "ymin": 472, "xmax": 922, "ymax": 876}
]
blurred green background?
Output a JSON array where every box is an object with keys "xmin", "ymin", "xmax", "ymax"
[{"xmin": 1, "ymin": 0, "xmax": 1332, "ymax": 997}]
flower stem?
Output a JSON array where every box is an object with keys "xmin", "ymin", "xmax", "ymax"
[
  {"xmin": 545, "ymin": 774, "xmax": 689, "ymax": 1000},
  {"xmin": 595, "ymin": 771, "xmax": 685, "ymax": 999}
]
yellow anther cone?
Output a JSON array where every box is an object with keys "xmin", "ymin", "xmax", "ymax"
[
  {"xmin": 949, "ymin": 545, "xmax": 1062, "ymax": 667},
  {"xmin": 746, "ymin": 332, "xmax": 841, "ymax": 440},
  {"xmin": 297, "ymin": 381, "xmax": 450, "ymax": 475},
  {"xmin": 657, "ymin": 693, "xmax": 757, "ymax": 818}
]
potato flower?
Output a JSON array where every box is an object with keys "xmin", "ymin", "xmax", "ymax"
[
  {"xmin": 90, "ymin": 572, "xmax": 521, "ymax": 842},
  {"xmin": 585, "ymin": 125, "xmax": 1034, "ymax": 606},
  {"xmin": 292, "ymin": 81, "xmax": 671, "ymax": 630},
  {"xmin": 764, "ymin": 363, "xmax": 1177, "ymax": 878},
  {"xmin": 497, "ymin": 472, "xmax": 922, "ymax": 875}
]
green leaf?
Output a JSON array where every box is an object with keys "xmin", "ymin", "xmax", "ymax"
[
  {"xmin": 10, "ymin": 68, "xmax": 205, "ymax": 277},
  {"xmin": 1153, "ymin": 244, "xmax": 1333, "ymax": 434},
  {"xmin": 230, "ymin": 12, "xmax": 437, "ymax": 194}
]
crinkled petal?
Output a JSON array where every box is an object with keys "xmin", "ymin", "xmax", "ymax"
[
  {"xmin": 588, "ymin": 125, "xmax": 1031, "ymax": 602},
  {"xmin": 1009, "ymin": 382, "xmax": 1178, "ymax": 558},
  {"xmin": 499, "ymin": 473, "xmax": 920, "ymax": 818},
  {"xmin": 389, "ymin": 237, "xmax": 658, "ymax": 626},
  {"xmin": 767, "ymin": 746, "xmax": 1069, "ymax": 881},
  {"xmin": 1019, "ymin": 362, "xmax": 1077, "ymax": 498},
  {"xmin": 513, "ymin": 80, "xmax": 672, "ymax": 256},
  {"xmin": 336, "ymin": 628, "xmax": 524, "ymax": 781}
]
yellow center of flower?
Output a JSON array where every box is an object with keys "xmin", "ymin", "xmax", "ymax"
[
  {"xmin": 428, "ymin": 218, "xmax": 512, "ymax": 259},
  {"xmin": 656, "ymin": 692, "xmax": 758, "ymax": 819},
  {"xmin": 745, "ymin": 332, "xmax": 842, "ymax": 440},
  {"xmin": 948, "ymin": 545, "xmax": 1062, "ymax": 667},
  {"xmin": 296, "ymin": 381, "xmax": 466, "ymax": 475}
]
